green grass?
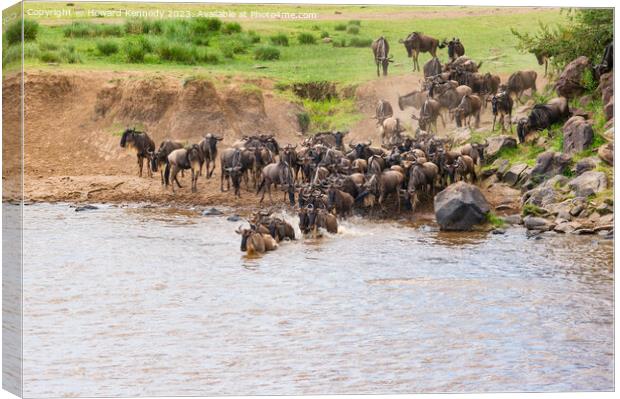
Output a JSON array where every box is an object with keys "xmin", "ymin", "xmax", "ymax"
[
  {"xmin": 301, "ymin": 98, "xmax": 363, "ymax": 132},
  {"xmin": 522, "ymin": 203, "xmax": 548, "ymax": 217},
  {"xmin": 9, "ymin": 5, "xmax": 567, "ymax": 84},
  {"xmin": 254, "ymin": 46, "xmax": 280, "ymax": 61},
  {"xmin": 486, "ymin": 212, "xmax": 506, "ymax": 228},
  {"xmin": 269, "ymin": 33, "xmax": 289, "ymax": 46},
  {"xmin": 297, "ymin": 32, "xmax": 317, "ymax": 45}
]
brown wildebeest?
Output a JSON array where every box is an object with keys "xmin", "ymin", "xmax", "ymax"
[
  {"xmin": 257, "ymin": 159, "xmax": 295, "ymax": 205},
  {"xmin": 374, "ymin": 99, "xmax": 394, "ymax": 126},
  {"xmin": 452, "ymin": 94, "xmax": 482, "ymax": 128},
  {"xmin": 411, "ymin": 98, "xmax": 444, "ymax": 134},
  {"xmin": 517, "ymin": 97, "xmax": 569, "ymax": 144},
  {"xmin": 507, "ymin": 70, "xmax": 537, "ymax": 104},
  {"xmin": 429, "ymin": 81, "xmax": 473, "ymax": 111},
  {"xmin": 120, "ymin": 128, "xmax": 155, "ymax": 177},
  {"xmin": 164, "ymin": 145, "xmax": 203, "ymax": 193},
  {"xmin": 446, "ymin": 38, "xmax": 465, "ymax": 61},
  {"xmin": 362, "ymin": 169, "xmax": 405, "ymax": 212},
  {"xmin": 491, "ymin": 88, "xmax": 514, "ymax": 133},
  {"xmin": 198, "ymin": 133, "xmax": 223, "ymax": 179},
  {"xmin": 371, "ymin": 36, "xmax": 393, "ymax": 77},
  {"xmin": 400, "ymin": 32, "xmax": 445, "ymax": 72},
  {"xmin": 423, "ymin": 57, "xmax": 442, "ymax": 78},
  {"xmin": 380, "ymin": 117, "xmax": 406, "ymax": 146},
  {"xmin": 327, "ymin": 185, "xmax": 355, "ymax": 218},
  {"xmin": 454, "ymin": 155, "xmax": 476, "ymax": 183},
  {"xmin": 406, "ymin": 159, "xmax": 438, "ymax": 211},
  {"xmin": 236, "ymin": 226, "xmax": 278, "ymax": 255},
  {"xmin": 151, "ymin": 140, "xmax": 183, "ymax": 185},
  {"xmin": 219, "ymin": 148, "xmax": 245, "ymax": 197},
  {"xmin": 460, "ymin": 142, "xmax": 488, "ymax": 166},
  {"xmin": 398, "ymin": 90, "xmax": 428, "ymax": 110}
]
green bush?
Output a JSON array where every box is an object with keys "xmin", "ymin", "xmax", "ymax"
[
  {"xmin": 60, "ymin": 45, "xmax": 81, "ymax": 63},
  {"xmin": 123, "ymin": 36, "xmax": 152, "ymax": 63},
  {"xmin": 64, "ymin": 22, "xmax": 122, "ymax": 38},
  {"xmin": 297, "ymin": 33, "xmax": 316, "ymax": 45},
  {"xmin": 348, "ymin": 37, "xmax": 372, "ymax": 47},
  {"xmin": 269, "ymin": 33, "xmax": 289, "ymax": 46},
  {"xmin": 96, "ymin": 39, "xmax": 119, "ymax": 56},
  {"xmin": 254, "ymin": 46, "xmax": 280, "ymax": 61},
  {"xmin": 222, "ymin": 22, "xmax": 242, "ymax": 34},
  {"xmin": 348, "ymin": 20, "xmax": 361, "ymax": 26},
  {"xmin": 191, "ymin": 17, "xmax": 221, "ymax": 34},
  {"xmin": 3, "ymin": 43, "xmax": 40, "ymax": 66},
  {"xmin": 320, "ymin": 31, "xmax": 330, "ymax": 39},
  {"xmin": 247, "ymin": 31, "xmax": 261, "ymax": 44},
  {"xmin": 197, "ymin": 49, "xmax": 219, "ymax": 64},
  {"xmin": 297, "ymin": 112, "xmax": 310, "ymax": 133},
  {"xmin": 143, "ymin": 53, "xmax": 160, "ymax": 64},
  {"xmin": 347, "ymin": 25, "xmax": 360, "ymax": 35},
  {"xmin": 155, "ymin": 40, "xmax": 198, "ymax": 64},
  {"xmin": 220, "ymin": 39, "xmax": 248, "ymax": 58},
  {"xmin": 124, "ymin": 18, "xmax": 163, "ymax": 35},
  {"xmin": 334, "ymin": 23, "xmax": 347, "ymax": 31},
  {"xmin": 39, "ymin": 42, "xmax": 59, "ymax": 51},
  {"xmin": 332, "ymin": 38, "xmax": 347, "ymax": 48},
  {"xmin": 5, "ymin": 19, "xmax": 39, "ymax": 45},
  {"xmin": 40, "ymin": 51, "xmax": 61, "ymax": 63}
]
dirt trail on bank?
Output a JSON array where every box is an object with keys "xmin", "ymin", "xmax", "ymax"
[{"xmin": 4, "ymin": 69, "xmax": 533, "ymax": 212}]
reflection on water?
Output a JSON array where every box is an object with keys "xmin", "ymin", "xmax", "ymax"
[{"xmin": 21, "ymin": 203, "xmax": 613, "ymax": 397}]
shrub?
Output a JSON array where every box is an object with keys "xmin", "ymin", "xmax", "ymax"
[
  {"xmin": 247, "ymin": 31, "xmax": 261, "ymax": 44},
  {"xmin": 60, "ymin": 45, "xmax": 81, "ymax": 63},
  {"xmin": 348, "ymin": 20, "xmax": 361, "ymax": 26},
  {"xmin": 155, "ymin": 40, "xmax": 198, "ymax": 64},
  {"xmin": 348, "ymin": 37, "xmax": 372, "ymax": 47},
  {"xmin": 143, "ymin": 53, "xmax": 160, "ymax": 64},
  {"xmin": 40, "ymin": 51, "xmax": 61, "ymax": 63},
  {"xmin": 39, "ymin": 42, "xmax": 59, "ymax": 51},
  {"xmin": 197, "ymin": 49, "xmax": 219, "ymax": 64},
  {"xmin": 123, "ymin": 36, "xmax": 152, "ymax": 63},
  {"xmin": 320, "ymin": 31, "xmax": 330, "ymax": 39},
  {"xmin": 5, "ymin": 19, "xmax": 39, "ymax": 45},
  {"xmin": 269, "ymin": 33, "xmax": 289, "ymax": 46},
  {"xmin": 297, "ymin": 112, "xmax": 310, "ymax": 133},
  {"xmin": 124, "ymin": 19, "xmax": 163, "ymax": 35},
  {"xmin": 3, "ymin": 43, "xmax": 40, "ymax": 66},
  {"xmin": 334, "ymin": 23, "xmax": 347, "ymax": 31},
  {"xmin": 220, "ymin": 39, "xmax": 248, "ymax": 58},
  {"xmin": 222, "ymin": 22, "xmax": 242, "ymax": 34},
  {"xmin": 190, "ymin": 17, "xmax": 221, "ymax": 34},
  {"xmin": 297, "ymin": 32, "xmax": 316, "ymax": 45},
  {"xmin": 254, "ymin": 46, "xmax": 280, "ymax": 61},
  {"xmin": 332, "ymin": 38, "xmax": 347, "ymax": 48},
  {"xmin": 64, "ymin": 21, "xmax": 122, "ymax": 38},
  {"xmin": 96, "ymin": 39, "xmax": 119, "ymax": 56},
  {"xmin": 347, "ymin": 25, "xmax": 360, "ymax": 35}
]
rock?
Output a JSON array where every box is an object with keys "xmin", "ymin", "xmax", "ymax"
[
  {"xmin": 555, "ymin": 56, "xmax": 591, "ymax": 98},
  {"xmin": 568, "ymin": 171, "xmax": 608, "ymax": 197},
  {"xmin": 597, "ymin": 142, "xmax": 614, "ymax": 165},
  {"xmin": 322, "ymin": 37, "xmax": 332, "ymax": 43},
  {"xmin": 522, "ymin": 175, "xmax": 568, "ymax": 208},
  {"xmin": 516, "ymin": 166, "xmax": 533, "ymax": 187},
  {"xmin": 604, "ymin": 96, "xmax": 614, "ymax": 121},
  {"xmin": 554, "ymin": 221, "xmax": 582, "ymax": 234},
  {"xmin": 563, "ymin": 116, "xmax": 594, "ymax": 154},
  {"xmin": 75, "ymin": 204, "xmax": 99, "ymax": 212},
  {"xmin": 557, "ymin": 210, "xmax": 572, "ymax": 221},
  {"xmin": 596, "ymin": 202, "xmax": 613, "ymax": 215},
  {"xmin": 485, "ymin": 135, "xmax": 517, "ymax": 159},
  {"xmin": 202, "ymin": 207, "xmax": 224, "ymax": 216},
  {"xmin": 226, "ymin": 215, "xmax": 242, "ymax": 222},
  {"xmin": 602, "ymin": 127, "xmax": 614, "ymax": 141},
  {"xmin": 503, "ymin": 163, "xmax": 528, "ymax": 186},
  {"xmin": 492, "ymin": 228, "xmax": 506, "ymax": 235},
  {"xmin": 495, "ymin": 204, "xmax": 514, "ymax": 211},
  {"xmin": 523, "ymin": 215, "xmax": 555, "ymax": 231},
  {"xmin": 434, "ymin": 182, "xmax": 491, "ymax": 231},
  {"xmin": 575, "ymin": 157, "xmax": 600, "ymax": 175},
  {"xmin": 604, "ymin": 118, "xmax": 614, "ymax": 130},
  {"xmin": 528, "ymin": 151, "xmax": 572, "ymax": 184},
  {"xmin": 578, "ymin": 94, "xmax": 594, "ymax": 107},
  {"xmin": 480, "ymin": 167, "xmax": 498, "ymax": 179},
  {"xmin": 481, "ymin": 174, "xmax": 499, "ymax": 189},
  {"xmin": 501, "ymin": 214, "xmax": 523, "ymax": 225},
  {"xmin": 598, "ymin": 213, "xmax": 614, "ymax": 226},
  {"xmin": 574, "ymin": 228, "xmax": 596, "ymax": 235},
  {"xmin": 493, "ymin": 158, "xmax": 511, "ymax": 178},
  {"xmin": 570, "ymin": 204, "xmax": 585, "ymax": 217},
  {"xmin": 452, "ymin": 127, "xmax": 472, "ymax": 145}
]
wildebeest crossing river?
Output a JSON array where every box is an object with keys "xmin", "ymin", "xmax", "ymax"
[{"xmin": 21, "ymin": 203, "xmax": 613, "ymax": 396}]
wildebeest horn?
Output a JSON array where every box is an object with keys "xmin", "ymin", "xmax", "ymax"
[{"xmin": 366, "ymin": 140, "xmax": 372, "ymax": 146}]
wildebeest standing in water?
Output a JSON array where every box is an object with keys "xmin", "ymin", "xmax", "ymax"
[
  {"xmin": 119, "ymin": 128, "xmax": 155, "ymax": 177},
  {"xmin": 198, "ymin": 133, "xmax": 223, "ymax": 179},
  {"xmin": 372, "ymin": 36, "xmax": 393, "ymax": 77},
  {"xmin": 507, "ymin": 70, "xmax": 537, "ymax": 104},
  {"xmin": 236, "ymin": 226, "xmax": 278, "ymax": 255},
  {"xmin": 400, "ymin": 32, "xmax": 445, "ymax": 72},
  {"xmin": 517, "ymin": 97, "xmax": 570, "ymax": 143},
  {"xmin": 151, "ymin": 140, "xmax": 184, "ymax": 185},
  {"xmin": 164, "ymin": 145, "xmax": 203, "ymax": 193}
]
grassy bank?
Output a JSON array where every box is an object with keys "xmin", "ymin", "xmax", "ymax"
[{"xmin": 4, "ymin": 4, "xmax": 566, "ymax": 84}]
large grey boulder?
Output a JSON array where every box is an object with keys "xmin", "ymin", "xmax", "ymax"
[
  {"xmin": 485, "ymin": 135, "xmax": 517, "ymax": 159},
  {"xmin": 555, "ymin": 56, "xmax": 591, "ymax": 99},
  {"xmin": 522, "ymin": 175, "xmax": 568, "ymax": 208},
  {"xmin": 434, "ymin": 182, "xmax": 490, "ymax": 231},
  {"xmin": 523, "ymin": 215, "xmax": 555, "ymax": 231},
  {"xmin": 563, "ymin": 116, "xmax": 593, "ymax": 154},
  {"xmin": 568, "ymin": 171, "xmax": 608, "ymax": 197},
  {"xmin": 526, "ymin": 151, "xmax": 572, "ymax": 186}
]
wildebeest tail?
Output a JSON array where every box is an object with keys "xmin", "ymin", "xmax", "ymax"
[
  {"xmin": 256, "ymin": 176, "xmax": 266, "ymax": 194},
  {"xmin": 164, "ymin": 162, "xmax": 171, "ymax": 186}
]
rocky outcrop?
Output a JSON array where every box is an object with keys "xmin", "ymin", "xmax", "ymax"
[
  {"xmin": 562, "ymin": 116, "xmax": 593, "ymax": 154},
  {"xmin": 434, "ymin": 182, "xmax": 490, "ymax": 231},
  {"xmin": 555, "ymin": 56, "xmax": 591, "ymax": 99},
  {"xmin": 523, "ymin": 151, "xmax": 572, "ymax": 188},
  {"xmin": 524, "ymin": 215, "xmax": 555, "ymax": 231},
  {"xmin": 485, "ymin": 135, "xmax": 517, "ymax": 159},
  {"xmin": 575, "ymin": 157, "xmax": 601, "ymax": 175},
  {"xmin": 522, "ymin": 175, "xmax": 568, "ymax": 208},
  {"xmin": 503, "ymin": 163, "xmax": 529, "ymax": 186},
  {"xmin": 568, "ymin": 171, "xmax": 608, "ymax": 197},
  {"xmin": 599, "ymin": 71, "xmax": 614, "ymax": 121}
]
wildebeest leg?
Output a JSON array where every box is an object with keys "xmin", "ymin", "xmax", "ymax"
[
  {"xmin": 508, "ymin": 111, "xmax": 513, "ymax": 133},
  {"xmin": 137, "ymin": 156, "xmax": 143, "ymax": 177},
  {"xmin": 191, "ymin": 169, "xmax": 197, "ymax": 193},
  {"xmin": 475, "ymin": 111, "xmax": 481, "ymax": 128},
  {"xmin": 208, "ymin": 160, "xmax": 216, "ymax": 178},
  {"xmin": 220, "ymin": 172, "xmax": 225, "ymax": 192},
  {"xmin": 376, "ymin": 61, "xmax": 380, "ymax": 77}
]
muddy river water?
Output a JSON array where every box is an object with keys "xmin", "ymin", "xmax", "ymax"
[{"xmin": 21, "ymin": 203, "xmax": 613, "ymax": 396}]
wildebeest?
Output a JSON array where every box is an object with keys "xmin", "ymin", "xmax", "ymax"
[
  {"xmin": 310, "ymin": 131, "xmax": 348, "ymax": 151},
  {"xmin": 380, "ymin": 117, "xmax": 406, "ymax": 146},
  {"xmin": 400, "ymin": 32, "xmax": 445, "ymax": 72},
  {"xmin": 120, "ymin": 128, "xmax": 156, "ymax": 177},
  {"xmin": 281, "ymin": 144, "xmax": 301, "ymax": 181},
  {"xmin": 375, "ymin": 99, "xmax": 394, "ymax": 126},
  {"xmin": 236, "ymin": 225, "xmax": 278, "ymax": 255},
  {"xmin": 460, "ymin": 142, "xmax": 487, "ymax": 166},
  {"xmin": 533, "ymin": 49, "xmax": 551, "ymax": 77},
  {"xmin": 453, "ymin": 94, "xmax": 482, "ymax": 128},
  {"xmin": 411, "ymin": 98, "xmax": 444, "ymax": 134},
  {"xmin": 360, "ymin": 169, "xmax": 404, "ymax": 212},
  {"xmin": 507, "ymin": 70, "xmax": 537, "ymax": 104},
  {"xmin": 398, "ymin": 90, "xmax": 428, "ymax": 110},
  {"xmin": 429, "ymin": 81, "xmax": 473, "ymax": 111},
  {"xmin": 423, "ymin": 57, "xmax": 442, "ymax": 78},
  {"xmin": 446, "ymin": 38, "xmax": 465, "ymax": 61},
  {"xmin": 406, "ymin": 160, "xmax": 438, "ymax": 210},
  {"xmin": 257, "ymin": 159, "xmax": 295, "ymax": 205},
  {"xmin": 453, "ymin": 155, "xmax": 476, "ymax": 183},
  {"xmin": 198, "ymin": 133, "xmax": 223, "ymax": 179},
  {"xmin": 219, "ymin": 148, "xmax": 244, "ymax": 196},
  {"xmin": 491, "ymin": 88, "xmax": 514, "ymax": 133},
  {"xmin": 251, "ymin": 211, "xmax": 296, "ymax": 242},
  {"xmin": 327, "ymin": 185, "xmax": 355, "ymax": 218},
  {"xmin": 347, "ymin": 140, "xmax": 382, "ymax": 161},
  {"xmin": 516, "ymin": 97, "xmax": 570, "ymax": 144},
  {"xmin": 371, "ymin": 36, "xmax": 393, "ymax": 77},
  {"xmin": 594, "ymin": 41, "xmax": 613, "ymax": 79},
  {"xmin": 151, "ymin": 140, "xmax": 183, "ymax": 185},
  {"xmin": 164, "ymin": 145, "xmax": 203, "ymax": 193}
]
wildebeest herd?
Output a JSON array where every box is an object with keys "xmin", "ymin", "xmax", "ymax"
[{"xmin": 119, "ymin": 31, "xmax": 574, "ymax": 255}]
